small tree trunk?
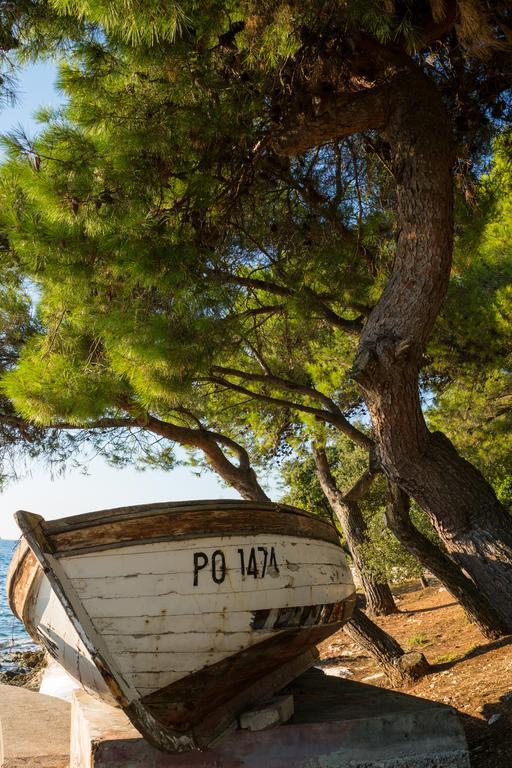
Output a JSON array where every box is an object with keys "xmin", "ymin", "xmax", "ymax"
[
  {"xmin": 386, "ymin": 484, "xmax": 507, "ymax": 640},
  {"xmin": 335, "ymin": 492, "xmax": 397, "ymax": 616},
  {"xmin": 313, "ymin": 447, "xmax": 398, "ymax": 616},
  {"xmin": 419, "ymin": 572, "xmax": 430, "ymax": 589},
  {"xmin": 344, "ymin": 607, "xmax": 429, "ymax": 685},
  {"xmin": 362, "ymin": 572, "xmax": 397, "ymax": 617}
]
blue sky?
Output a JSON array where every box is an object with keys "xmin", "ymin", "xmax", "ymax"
[
  {"xmin": 0, "ymin": 62, "xmax": 253, "ymax": 538},
  {"xmin": 1, "ymin": 61, "xmax": 60, "ymax": 147}
]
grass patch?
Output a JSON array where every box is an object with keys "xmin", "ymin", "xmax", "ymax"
[{"xmin": 406, "ymin": 633, "xmax": 431, "ymax": 649}]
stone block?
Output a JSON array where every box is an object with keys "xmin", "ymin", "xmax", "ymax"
[{"xmin": 239, "ymin": 694, "xmax": 294, "ymax": 731}]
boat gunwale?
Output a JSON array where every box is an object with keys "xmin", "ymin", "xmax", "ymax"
[
  {"xmin": 51, "ymin": 526, "xmax": 341, "ymax": 558},
  {"xmin": 41, "ymin": 507, "xmax": 340, "ymax": 558},
  {"xmin": 42, "ymin": 499, "xmax": 331, "ymax": 534}
]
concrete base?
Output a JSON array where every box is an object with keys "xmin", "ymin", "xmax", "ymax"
[
  {"xmin": 39, "ymin": 658, "xmax": 80, "ymax": 702},
  {"xmin": 0, "ymin": 683, "xmax": 70, "ymax": 768},
  {"xmin": 70, "ymin": 669, "xmax": 470, "ymax": 768}
]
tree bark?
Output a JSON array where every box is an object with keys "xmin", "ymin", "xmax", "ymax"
[
  {"xmin": 386, "ymin": 484, "xmax": 508, "ymax": 640},
  {"xmin": 344, "ymin": 607, "xmax": 429, "ymax": 685},
  {"xmin": 313, "ymin": 447, "xmax": 398, "ymax": 616},
  {"xmin": 419, "ymin": 572, "xmax": 429, "ymax": 589}
]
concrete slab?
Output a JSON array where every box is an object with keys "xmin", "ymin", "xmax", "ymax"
[
  {"xmin": 70, "ymin": 669, "xmax": 470, "ymax": 768},
  {"xmin": 0, "ymin": 683, "xmax": 70, "ymax": 768}
]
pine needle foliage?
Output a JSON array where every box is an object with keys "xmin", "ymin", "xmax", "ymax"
[{"xmin": 0, "ymin": 0, "xmax": 509, "ymax": 492}]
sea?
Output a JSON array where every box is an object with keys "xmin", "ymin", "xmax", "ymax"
[{"xmin": 0, "ymin": 539, "xmax": 35, "ymax": 657}]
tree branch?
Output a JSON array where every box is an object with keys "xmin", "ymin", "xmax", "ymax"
[
  {"xmin": 274, "ymin": 84, "xmax": 390, "ymax": 157},
  {"xmin": 210, "ymin": 365, "xmax": 343, "ymax": 415},
  {"xmin": 210, "ymin": 269, "xmax": 363, "ymax": 334},
  {"xmin": 208, "ymin": 375, "xmax": 373, "ymax": 449}
]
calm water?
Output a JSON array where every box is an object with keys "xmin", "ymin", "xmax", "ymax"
[{"xmin": 0, "ymin": 540, "xmax": 33, "ymax": 652}]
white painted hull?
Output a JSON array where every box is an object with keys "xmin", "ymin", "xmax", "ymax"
[{"xmin": 8, "ymin": 500, "xmax": 355, "ymax": 751}]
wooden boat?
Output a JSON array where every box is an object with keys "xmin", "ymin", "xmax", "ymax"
[{"xmin": 7, "ymin": 500, "xmax": 355, "ymax": 752}]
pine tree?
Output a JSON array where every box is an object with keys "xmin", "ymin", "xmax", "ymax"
[{"xmin": 1, "ymin": 1, "xmax": 512, "ymax": 629}]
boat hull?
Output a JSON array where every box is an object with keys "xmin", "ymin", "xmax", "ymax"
[{"xmin": 8, "ymin": 500, "xmax": 355, "ymax": 751}]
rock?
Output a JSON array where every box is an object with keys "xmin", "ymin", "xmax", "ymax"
[
  {"xmin": 488, "ymin": 713, "xmax": 502, "ymax": 726},
  {"xmin": 319, "ymin": 665, "xmax": 353, "ymax": 678},
  {"xmin": 397, "ymin": 651, "xmax": 430, "ymax": 682},
  {"xmin": 0, "ymin": 650, "xmax": 46, "ymax": 688},
  {"xmin": 239, "ymin": 695, "xmax": 294, "ymax": 731}
]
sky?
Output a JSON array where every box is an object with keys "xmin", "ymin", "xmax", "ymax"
[{"xmin": 0, "ymin": 62, "xmax": 257, "ymax": 539}]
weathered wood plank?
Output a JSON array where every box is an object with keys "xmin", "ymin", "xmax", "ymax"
[
  {"xmin": 69, "ymin": 565, "xmax": 348, "ymax": 600},
  {"xmin": 6, "ymin": 543, "xmax": 40, "ymax": 630},
  {"xmin": 103, "ymin": 630, "xmax": 276, "ymax": 654},
  {"xmin": 92, "ymin": 612, "xmax": 256, "ymax": 635},
  {"xmin": 45, "ymin": 499, "xmax": 319, "ymax": 532},
  {"xmin": 119, "ymin": 653, "xmax": 225, "ymax": 676},
  {"xmin": 80, "ymin": 582, "xmax": 348, "ymax": 618},
  {"xmin": 47, "ymin": 507, "xmax": 339, "ymax": 555},
  {"xmin": 61, "ymin": 537, "xmax": 348, "ymax": 576}
]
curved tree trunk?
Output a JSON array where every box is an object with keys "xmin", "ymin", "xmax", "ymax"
[
  {"xmin": 313, "ymin": 447, "xmax": 398, "ymax": 616},
  {"xmin": 277, "ymin": 61, "xmax": 512, "ymax": 631},
  {"xmin": 350, "ymin": 69, "xmax": 512, "ymax": 631},
  {"xmin": 142, "ymin": 413, "xmax": 271, "ymax": 501},
  {"xmin": 344, "ymin": 607, "xmax": 429, "ymax": 685},
  {"xmin": 386, "ymin": 484, "xmax": 507, "ymax": 640}
]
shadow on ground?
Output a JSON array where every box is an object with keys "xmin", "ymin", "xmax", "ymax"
[
  {"xmin": 461, "ymin": 691, "xmax": 512, "ymax": 768},
  {"xmin": 429, "ymin": 635, "xmax": 512, "ymax": 675}
]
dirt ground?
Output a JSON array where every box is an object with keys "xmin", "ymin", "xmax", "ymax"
[{"xmin": 319, "ymin": 583, "xmax": 512, "ymax": 767}]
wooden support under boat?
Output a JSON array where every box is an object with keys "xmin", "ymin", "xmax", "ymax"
[{"xmin": 7, "ymin": 499, "xmax": 356, "ymax": 751}]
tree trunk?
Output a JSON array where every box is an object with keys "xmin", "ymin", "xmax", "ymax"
[
  {"xmin": 313, "ymin": 448, "xmax": 398, "ymax": 616},
  {"xmin": 344, "ymin": 607, "xmax": 429, "ymax": 685},
  {"xmin": 362, "ymin": 573, "xmax": 397, "ymax": 618},
  {"xmin": 386, "ymin": 484, "xmax": 507, "ymax": 640},
  {"xmin": 350, "ymin": 69, "xmax": 512, "ymax": 631},
  {"xmin": 419, "ymin": 572, "xmax": 429, "ymax": 589},
  {"xmin": 335, "ymin": 498, "xmax": 397, "ymax": 617}
]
